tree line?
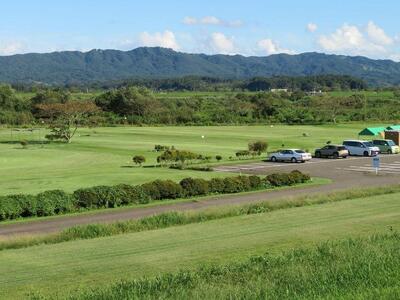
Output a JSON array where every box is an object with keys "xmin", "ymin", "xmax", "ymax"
[
  {"xmin": 1, "ymin": 84, "xmax": 400, "ymax": 132},
  {"xmin": 10, "ymin": 75, "xmax": 367, "ymax": 92}
]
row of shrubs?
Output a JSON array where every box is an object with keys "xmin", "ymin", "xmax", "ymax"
[{"xmin": 0, "ymin": 171, "xmax": 310, "ymax": 221}]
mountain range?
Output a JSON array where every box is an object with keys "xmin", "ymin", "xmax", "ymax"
[{"xmin": 0, "ymin": 47, "xmax": 399, "ymax": 86}]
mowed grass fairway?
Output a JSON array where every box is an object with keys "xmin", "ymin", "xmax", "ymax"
[
  {"xmin": 0, "ymin": 124, "xmax": 370, "ymax": 195},
  {"xmin": 1, "ymin": 192, "xmax": 399, "ymax": 298}
]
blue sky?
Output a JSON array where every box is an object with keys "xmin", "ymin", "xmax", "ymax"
[{"xmin": 0, "ymin": 0, "xmax": 399, "ymax": 60}]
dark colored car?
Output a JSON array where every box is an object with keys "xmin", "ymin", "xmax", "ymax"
[{"xmin": 314, "ymin": 145, "xmax": 349, "ymax": 158}]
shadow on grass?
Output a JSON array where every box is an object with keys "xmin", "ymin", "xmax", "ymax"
[
  {"xmin": 120, "ymin": 165, "xmax": 161, "ymax": 169},
  {"xmin": 0, "ymin": 140, "xmax": 64, "ymax": 145}
]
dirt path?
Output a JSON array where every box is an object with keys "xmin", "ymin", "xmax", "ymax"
[{"xmin": 1, "ymin": 155, "xmax": 399, "ymax": 236}]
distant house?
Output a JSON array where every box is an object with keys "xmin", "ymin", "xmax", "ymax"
[
  {"xmin": 270, "ymin": 88, "xmax": 288, "ymax": 93},
  {"xmin": 307, "ymin": 90, "xmax": 324, "ymax": 96},
  {"xmin": 386, "ymin": 125, "xmax": 400, "ymax": 131},
  {"xmin": 358, "ymin": 127, "xmax": 386, "ymax": 137}
]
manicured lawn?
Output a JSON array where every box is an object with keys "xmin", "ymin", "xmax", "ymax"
[
  {"xmin": 1, "ymin": 192, "xmax": 399, "ymax": 298},
  {"xmin": 0, "ymin": 124, "xmax": 377, "ymax": 195}
]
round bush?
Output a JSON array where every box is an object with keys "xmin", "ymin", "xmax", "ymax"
[
  {"xmin": 208, "ymin": 178, "xmax": 225, "ymax": 193},
  {"xmin": 73, "ymin": 186, "xmax": 124, "ymax": 209},
  {"xmin": 35, "ymin": 190, "xmax": 74, "ymax": 216},
  {"xmin": 116, "ymin": 184, "xmax": 151, "ymax": 204},
  {"xmin": 180, "ymin": 178, "xmax": 209, "ymax": 197},
  {"xmin": 248, "ymin": 176, "xmax": 262, "ymax": 189}
]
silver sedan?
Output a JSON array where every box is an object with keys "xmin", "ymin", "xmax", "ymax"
[{"xmin": 268, "ymin": 149, "xmax": 312, "ymax": 163}]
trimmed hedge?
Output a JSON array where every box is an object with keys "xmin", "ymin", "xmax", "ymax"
[
  {"xmin": 0, "ymin": 170, "xmax": 310, "ymax": 221},
  {"xmin": 180, "ymin": 178, "xmax": 209, "ymax": 197}
]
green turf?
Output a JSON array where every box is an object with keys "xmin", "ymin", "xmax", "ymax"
[
  {"xmin": 1, "ymin": 191, "xmax": 399, "ymax": 298},
  {"xmin": 0, "ymin": 124, "xmax": 378, "ymax": 195}
]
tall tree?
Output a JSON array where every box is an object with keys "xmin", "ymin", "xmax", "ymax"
[{"xmin": 36, "ymin": 102, "xmax": 99, "ymax": 143}]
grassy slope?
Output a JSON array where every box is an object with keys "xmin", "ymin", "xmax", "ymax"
[
  {"xmin": 0, "ymin": 124, "xmax": 377, "ymax": 195},
  {"xmin": 1, "ymin": 191, "xmax": 399, "ymax": 298},
  {"xmin": 72, "ymin": 233, "xmax": 400, "ymax": 300}
]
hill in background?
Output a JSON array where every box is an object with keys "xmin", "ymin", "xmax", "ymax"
[{"xmin": 0, "ymin": 47, "xmax": 400, "ymax": 86}]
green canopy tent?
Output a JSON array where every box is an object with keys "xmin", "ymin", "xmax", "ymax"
[
  {"xmin": 386, "ymin": 125, "xmax": 400, "ymax": 131},
  {"xmin": 358, "ymin": 127, "xmax": 386, "ymax": 137}
]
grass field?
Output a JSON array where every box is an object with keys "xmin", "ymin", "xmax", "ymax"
[
  {"xmin": 0, "ymin": 124, "xmax": 377, "ymax": 195},
  {"xmin": 1, "ymin": 191, "xmax": 399, "ymax": 298},
  {"xmin": 70, "ymin": 233, "xmax": 400, "ymax": 299}
]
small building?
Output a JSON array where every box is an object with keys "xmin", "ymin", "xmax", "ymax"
[
  {"xmin": 307, "ymin": 90, "xmax": 323, "ymax": 96},
  {"xmin": 386, "ymin": 125, "xmax": 400, "ymax": 131},
  {"xmin": 358, "ymin": 127, "xmax": 386, "ymax": 137},
  {"xmin": 270, "ymin": 88, "xmax": 288, "ymax": 93},
  {"xmin": 384, "ymin": 130, "xmax": 400, "ymax": 146}
]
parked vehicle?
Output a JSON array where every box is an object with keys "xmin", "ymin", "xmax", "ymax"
[
  {"xmin": 342, "ymin": 140, "xmax": 380, "ymax": 156},
  {"xmin": 372, "ymin": 139, "xmax": 400, "ymax": 154},
  {"xmin": 268, "ymin": 149, "xmax": 312, "ymax": 163},
  {"xmin": 314, "ymin": 145, "xmax": 349, "ymax": 158}
]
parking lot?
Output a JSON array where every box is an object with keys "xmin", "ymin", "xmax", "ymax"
[{"xmin": 214, "ymin": 155, "xmax": 400, "ymax": 184}]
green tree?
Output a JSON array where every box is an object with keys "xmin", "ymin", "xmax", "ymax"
[
  {"xmin": 248, "ymin": 141, "xmax": 268, "ymax": 155},
  {"xmin": 36, "ymin": 102, "xmax": 99, "ymax": 143},
  {"xmin": 132, "ymin": 155, "xmax": 146, "ymax": 166}
]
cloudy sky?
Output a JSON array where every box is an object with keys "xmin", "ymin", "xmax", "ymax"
[{"xmin": 1, "ymin": 0, "xmax": 399, "ymax": 60}]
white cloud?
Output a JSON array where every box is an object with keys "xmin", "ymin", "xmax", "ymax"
[
  {"xmin": 201, "ymin": 16, "xmax": 221, "ymax": 25},
  {"xmin": 182, "ymin": 16, "xmax": 197, "ymax": 25},
  {"xmin": 138, "ymin": 30, "xmax": 180, "ymax": 50},
  {"xmin": 257, "ymin": 39, "xmax": 295, "ymax": 55},
  {"xmin": 0, "ymin": 41, "xmax": 24, "ymax": 55},
  {"xmin": 307, "ymin": 23, "xmax": 318, "ymax": 33},
  {"xmin": 318, "ymin": 22, "xmax": 396, "ymax": 58},
  {"xmin": 183, "ymin": 16, "xmax": 243, "ymax": 27},
  {"xmin": 209, "ymin": 32, "xmax": 235, "ymax": 54},
  {"xmin": 318, "ymin": 24, "xmax": 365, "ymax": 51},
  {"xmin": 366, "ymin": 21, "xmax": 393, "ymax": 46}
]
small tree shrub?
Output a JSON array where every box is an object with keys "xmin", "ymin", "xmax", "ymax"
[
  {"xmin": 215, "ymin": 155, "xmax": 222, "ymax": 161},
  {"xmin": 248, "ymin": 140, "xmax": 268, "ymax": 155},
  {"xmin": 180, "ymin": 178, "xmax": 209, "ymax": 197},
  {"xmin": 35, "ymin": 190, "xmax": 74, "ymax": 215},
  {"xmin": 248, "ymin": 175, "xmax": 262, "ymax": 189},
  {"xmin": 223, "ymin": 177, "xmax": 245, "ymax": 193},
  {"xmin": 208, "ymin": 178, "xmax": 225, "ymax": 193},
  {"xmin": 115, "ymin": 184, "xmax": 150, "ymax": 205},
  {"xmin": 73, "ymin": 186, "xmax": 125, "ymax": 209},
  {"xmin": 132, "ymin": 155, "xmax": 146, "ymax": 166},
  {"xmin": 142, "ymin": 180, "xmax": 183, "ymax": 200},
  {"xmin": 20, "ymin": 140, "xmax": 29, "ymax": 149}
]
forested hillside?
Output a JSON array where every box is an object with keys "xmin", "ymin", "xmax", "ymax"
[{"xmin": 1, "ymin": 47, "xmax": 400, "ymax": 86}]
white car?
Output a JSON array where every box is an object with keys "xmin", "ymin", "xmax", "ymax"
[
  {"xmin": 342, "ymin": 140, "xmax": 380, "ymax": 156},
  {"xmin": 268, "ymin": 149, "xmax": 312, "ymax": 163}
]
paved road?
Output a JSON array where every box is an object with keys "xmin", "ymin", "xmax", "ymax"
[{"xmin": 1, "ymin": 155, "xmax": 399, "ymax": 237}]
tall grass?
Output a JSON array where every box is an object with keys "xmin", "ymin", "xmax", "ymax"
[
  {"xmin": 35, "ymin": 232, "xmax": 400, "ymax": 299},
  {"xmin": 2, "ymin": 184, "xmax": 400, "ymax": 252}
]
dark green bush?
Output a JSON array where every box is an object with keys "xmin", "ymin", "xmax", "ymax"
[
  {"xmin": 0, "ymin": 195, "xmax": 25, "ymax": 220},
  {"xmin": 208, "ymin": 178, "xmax": 225, "ymax": 193},
  {"xmin": 223, "ymin": 177, "xmax": 246, "ymax": 193},
  {"xmin": 141, "ymin": 182, "xmax": 161, "ymax": 200},
  {"xmin": 115, "ymin": 184, "xmax": 150, "ymax": 205},
  {"xmin": 237, "ymin": 176, "xmax": 252, "ymax": 191},
  {"xmin": 266, "ymin": 171, "xmax": 310, "ymax": 187},
  {"xmin": 180, "ymin": 178, "xmax": 209, "ymax": 197},
  {"xmin": 290, "ymin": 170, "xmax": 311, "ymax": 183},
  {"xmin": 13, "ymin": 194, "xmax": 38, "ymax": 217},
  {"xmin": 73, "ymin": 186, "xmax": 125, "ymax": 209},
  {"xmin": 142, "ymin": 180, "xmax": 183, "ymax": 200},
  {"xmin": 35, "ymin": 190, "xmax": 74, "ymax": 216},
  {"xmin": 248, "ymin": 175, "xmax": 262, "ymax": 189}
]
